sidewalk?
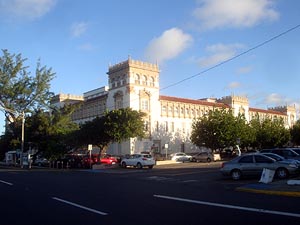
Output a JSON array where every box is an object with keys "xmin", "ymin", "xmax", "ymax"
[
  {"xmin": 236, "ymin": 179, "xmax": 300, "ymax": 197},
  {"xmin": 156, "ymin": 160, "xmax": 181, "ymax": 166}
]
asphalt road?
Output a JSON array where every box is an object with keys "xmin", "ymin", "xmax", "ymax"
[{"xmin": 0, "ymin": 162, "xmax": 300, "ymax": 225}]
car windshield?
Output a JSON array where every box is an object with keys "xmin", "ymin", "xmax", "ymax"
[
  {"xmin": 262, "ymin": 153, "xmax": 284, "ymax": 161},
  {"xmin": 141, "ymin": 154, "xmax": 152, "ymax": 158}
]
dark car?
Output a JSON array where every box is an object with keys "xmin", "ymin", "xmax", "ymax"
[
  {"xmin": 220, "ymin": 153, "xmax": 300, "ymax": 180},
  {"xmin": 260, "ymin": 148, "xmax": 300, "ymax": 160},
  {"xmin": 291, "ymin": 148, "xmax": 300, "ymax": 155},
  {"xmin": 190, "ymin": 152, "xmax": 213, "ymax": 163},
  {"xmin": 33, "ymin": 158, "xmax": 49, "ymax": 167}
]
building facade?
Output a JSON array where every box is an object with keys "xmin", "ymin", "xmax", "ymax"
[{"xmin": 51, "ymin": 58, "xmax": 297, "ymax": 155}]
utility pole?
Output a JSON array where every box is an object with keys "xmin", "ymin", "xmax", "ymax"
[
  {"xmin": 0, "ymin": 102, "xmax": 26, "ymax": 167},
  {"xmin": 20, "ymin": 111, "xmax": 25, "ymax": 167}
]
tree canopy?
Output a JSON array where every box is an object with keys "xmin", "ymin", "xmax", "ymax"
[
  {"xmin": 290, "ymin": 120, "xmax": 300, "ymax": 146},
  {"xmin": 191, "ymin": 109, "xmax": 249, "ymax": 150},
  {"xmin": 191, "ymin": 109, "xmax": 290, "ymax": 151},
  {"xmin": 0, "ymin": 49, "xmax": 55, "ymax": 122},
  {"xmin": 0, "ymin": 105, "xmax": 79, "ymax": 159}
]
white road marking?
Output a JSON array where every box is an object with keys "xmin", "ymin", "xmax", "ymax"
[
  {"xmin": 52, "ymin": 197, "xmax": 108, "ymax": 216},
  {"xmin": 154, "ymin": 194, "xmax": 300, "ymax": 218},
  {"xmin": 0, "ymin": 180, "xmax": 13, "ymax": 186}
]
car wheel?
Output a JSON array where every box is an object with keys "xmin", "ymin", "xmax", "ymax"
[
  {"xmin": 231, "ymin": 169, "xmax": 242, "ymax": 180},
  {"xmin": 191, "ymin": 158, "xmax": 196, "ymax": 162},
  {"xmin": 276, "ymin": 167, "xmax": 289, "ymax": 179},
  {"xmin": 136, "ymin": 162, "xmax": 143, "ymax": 169},
  {"xmin": 148, "ymin": 165, "xmax": 153, "ymax": 169},
  {"xmin": 121, "ymin": 162, "xmax": 127, "ymax": 168},
  {"xmin": 206, "ymin": 158, "xmax": 212, "ymax": 163}
]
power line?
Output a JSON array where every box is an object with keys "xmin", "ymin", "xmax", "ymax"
[
  {"xmin": 101, "ymin": 24, "xmax": 300, "ymax": 112},
  {"xmin": 160, "ymin": 23, "xmax": 300, "ymax": 91}
]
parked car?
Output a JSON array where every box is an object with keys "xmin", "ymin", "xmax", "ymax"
[
  {"xmin": 260, "ymin": 148, "xmax": 300, "ymax": 160},
  {"xmin": 190, "ymin": 152, "xmax": 213, "ymax": 163},
  {"xmin": 261, "ymin": 152, "xmax": 300, "ymax": 166},
  {"xmin": 33, "ymin": 158, "xmax": 49, "ymax": 167},
  {"xmin": 220, "ymin": 153, "xmax": 300, "ymax": 180},
  {"xmin": 170, "ymin": 152, "xmax": 192, "ymax": 162},
  {"xmin": 291, "ymin": 148, "xmax": 300, "ymax": 155},
  {"xmin": 100, "ymin": 155, "xmax": 118, "ymax": 165},
  {"xmin": 120, "ymin": 154, "xmax": 155, "ymax": 169}
]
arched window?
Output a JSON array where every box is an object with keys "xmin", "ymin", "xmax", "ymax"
[
  {"xmin": 114, "ymin": 91, "xmax": 123, "ymax": 109},
  {"xmin": 162, "ymin": 106, "xmax": 167, "ymax": 114},
  {"xmin": 135, "ymin": 74, "xmax": 140, "ymax": 84},
  {"xmin": 168, "ymin": 106, "xmax": 173, "ymax": 115},
  {"xmin": 180, "ymin": 107, "xmax": 184, "ymax": 115},
  {"xmin": 142, "ymin": 75, "xmax": 147, "ymax": 85},
  {"xmin": 150, "ymin": 76, "xmax": 155, "ymax": 86},
  {"xmin": 117, "ymin": 76, "xmax": 121, "ymax": 87},
  {"xmin": 121, "ymin": 74, "xmax": 126, "ymax": 85},
  {"xmin": 111, "ymin": 78, "xmax": 116, "ymax": 88}
]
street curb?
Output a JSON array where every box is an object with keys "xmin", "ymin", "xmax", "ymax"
[
  {"xmin": 236, "ymin": 187, "xmax": 300, "ymax": 197},
  {"xmin": 156, "ymin": 160, "xmax": 182, "ymax": 166}
]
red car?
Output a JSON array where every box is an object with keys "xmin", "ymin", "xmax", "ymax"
[{"xmin": 100, "ymin": 156, "xmax": 118, "ymax": 165}]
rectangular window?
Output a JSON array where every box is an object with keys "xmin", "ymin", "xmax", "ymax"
[
  {"xmin": 116, "ymin": 99, "xmax": 122, "ymax": 109},
  {"xmin": 141, "ymin": 99, "xmax": 149, "ymax": 111},
  {"xmin": 171, "ymin": 122, "xmax": 175, "ymax": 132}
]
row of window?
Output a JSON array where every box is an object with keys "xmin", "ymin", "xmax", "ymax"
[
  {"xmin": 134, "ymin": 74, "xmax": 155, "ymax": 87},
  {"xmin": 109, "ymin": 74, "xmax": 156, "ymax": 89},
  {"xmin": 72, "ymin": 102, "xmax": 106, "ymax": 120},
  {"xmin": 161, "ymin": 105, "xmax": 210, "ymax": 118},
  {"xmin": 143, "ymin": 120, "xmax": 191, "ymax": 134}
]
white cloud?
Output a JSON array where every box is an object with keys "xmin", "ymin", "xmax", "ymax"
[
  {"xmin": 144, "ymin": 27, "xmax": 193, "ymax": 64},
  {"xmin": 237, "ymin": 66, "xmax": 252, "ymax": 74},
  {"xmin": 0, "ymin": 0, "xmax": 56, "ymax": 21},
  {"xmin": 264, "ymin": 93, "xmax": 289, "ymax": 105},
  {"xmin": 78, "ymin": 43, "xmax": 94, "ymax": 51},
  {"xmin": 71, "ymin": 22, "xmax": 89, "ymax": 38},
  {"xmin": 198, "ymin": 43, "xmax": 245, "ymax": 67},
  {"xmin": 227, "ymin": 81, "xmax": 241, "ymax": 89},
  {"xmin": 193, "ymin": 0, "xmax": 279, "ymax": 30}
]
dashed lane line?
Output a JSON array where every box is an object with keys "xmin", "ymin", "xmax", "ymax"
[
  {"xmin": 0, "ymin": 179, "xmax": 13, "ymax": 186},
  {"xmin": 52, "ymin": 197, "xmax": 108, "ymax": 216},
  {"xmin": 154, "ymin": 194, "xmax": 300, "ymax": 218}
]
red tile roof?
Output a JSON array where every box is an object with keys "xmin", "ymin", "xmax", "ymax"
[
  {"xmin": 159, "ymin": 95, "xmax": 229, "ymax": 108},
  {"xmin": 249, "ymin": 107, "xmax": 286, "ymax": 116}
]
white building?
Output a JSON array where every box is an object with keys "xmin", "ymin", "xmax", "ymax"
[{"xmin": 51, "ymin": 58, "xmax": 297, "ymax": 155}]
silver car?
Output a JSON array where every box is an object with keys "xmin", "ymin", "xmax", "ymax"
[
  {"xmin": 190, "ymin": 152, "xmax": 213, "ymax": 163},
  {"xmin": 220, "ymin": 153, "xmax": 300, "ymax": 180}
]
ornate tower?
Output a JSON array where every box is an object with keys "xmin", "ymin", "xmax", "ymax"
[{"xmin": 106, "ymin": 57, "xmax": 160, "ymax": 154}]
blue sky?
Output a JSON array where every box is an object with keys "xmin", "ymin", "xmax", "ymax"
[{"xmin": 1, "ymin": 0, "xmax": 300, "ymax": 133}]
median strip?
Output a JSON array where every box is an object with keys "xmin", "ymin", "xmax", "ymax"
[
  {"xmin": 52, "ymin": 197, "xmax": 108, "ymax": 216},
  {"xmin": 154, "ymin": 194, "xmax": 300, "ymax": 218}
]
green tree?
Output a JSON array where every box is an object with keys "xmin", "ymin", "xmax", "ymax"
[
  {"xmin": 74, "ymin": 116, "xmax": 110, "ymax": 150},
  {"xmin": 1, "ymin": 105, "xmax": 79, "ymax": 159},
  {"xmin": 0, "ymin": 49, "xmax": 55, "ymax": 125},
  {"xmin": 251, "ymin": 116, "xmax": 290, "ymax": 148},
  {"xmin": 104, "ymin": 108, "xmax": 146, "ymax": 143},
  {"xmin": 290, "ymin": 120, "xmax": 300, "ymax": 146},
  {"xmin": 71, "ymin": 108, "xmax": 146, "ymax": 158},
  {"xmin": 191, "ymin": 109, "xmax": 248, "ymax": 150}
]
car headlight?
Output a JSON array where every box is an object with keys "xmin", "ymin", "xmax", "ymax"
[{"xmin": 289, "ymin": 163, "xmax": 298, "ymax": 168}]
